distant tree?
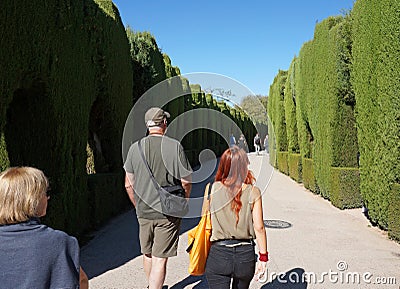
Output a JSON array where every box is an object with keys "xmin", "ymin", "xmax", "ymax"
[{"xmin": 240, "ymin": 95, "xmax": 268, "ymax": 125}]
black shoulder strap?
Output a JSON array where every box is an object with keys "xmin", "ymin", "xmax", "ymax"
[
  {"xmin": 137, "ymin": 139, "xmax": 160, "ymax": 190},
  {"xmin": 207, "ymin": 182, "xmax": 212, "ymax": 200}
]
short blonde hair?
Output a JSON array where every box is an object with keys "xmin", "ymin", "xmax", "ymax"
[{"xmin": 0, "ymin": 167, "xmax": 49, "ymax": 225}]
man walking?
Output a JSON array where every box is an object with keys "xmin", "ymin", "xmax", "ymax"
[{"xmin": 124, "ymin": 107, "xmax": 192, "ymax": 289}]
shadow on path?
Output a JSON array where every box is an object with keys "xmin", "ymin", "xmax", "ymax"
[
  {"xmin": 81, "ymin": 159, "xmax": 218, "ymax": 279},
  {"xmin": 80, "ymin": 210, "xmax": 141, "ymax": 278},
  {"xmin": 170, "ymin": 275, "xmax": 209, "ymax": 289},
  {"xmin": 81, "ymin": 179, "xmax": 213, "ymax": 279},
  {"xmin": 261, "ymin": 268, "xmax": 308, "ymax": 289}
]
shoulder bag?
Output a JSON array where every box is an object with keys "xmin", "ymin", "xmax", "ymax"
[
  {"xmin": 186, "ymin": 182, "xmax": 212, "ymax": 276},
  {"xmin": 138, "ymin": 139, "xmax": 188, "ymax": 218}
]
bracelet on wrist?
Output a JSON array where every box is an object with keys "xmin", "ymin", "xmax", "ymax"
[{"xmin": 259, "ymin": 251, "xmax": 269, "ymax": 262}]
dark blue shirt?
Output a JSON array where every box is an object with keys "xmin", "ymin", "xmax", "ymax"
[{"xmin": 0, "ymin": 218, "xmax": 79, "ymax": 289}]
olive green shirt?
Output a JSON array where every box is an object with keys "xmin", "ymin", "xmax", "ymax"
[
  {"xmin": 124, "ymin": 135, "xmax": 192, "ymax": 219},
  {"xmin": 210, "ymin": 182, "xmax": 256, "ymax": 242}
]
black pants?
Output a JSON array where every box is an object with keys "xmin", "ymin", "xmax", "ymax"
[{"xmin": 205, "ymin": 243, "xmax": 256, "ymax": 289}]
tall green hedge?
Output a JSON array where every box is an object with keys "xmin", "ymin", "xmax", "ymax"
[
  {"xmin": 389, "ymin": 184, "xmax": 400, "ymax": 241},
  {"xmin": 284, "ymin": 58, "xmax": 300, "ymax": 154},
  {"xmin": 0, "ymin": 0, "xmax": 132, "ymax": 236},
  {"xmin": 284, "ymin": 58, "xmax": 302, "ymax": 181},
  {"xmin": 352, "ymin": 0, "xmax": 400, "ymax": 229},
  {"xmin": 296, "ymin": 40, "xmax": 315, "ymax": 162},
  {"xmin": 267, "ymin": 0, "xmax": 399, "ymax": 240},
  {"xmin": 126, "ymin": 29, "xmax": 167, "ymax": 103},
  {"xmin": 316, "ymin": 16, "xmax": 358, "ymax": 200},
  {"xmin": 292, "ymin": 15, "xmax": 359, "ymax": 205},
  {"xmin": 311, "ymin": 17, "xmax": 343, "ymax": 198},
  {"xmin": 267, "ymin": 70, "xmax": 288, "ymax": 168}
]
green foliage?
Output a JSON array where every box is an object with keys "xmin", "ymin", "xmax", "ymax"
[
  {"xmin": 267, "ymin": 118, "xmax": 277, "ymax": 167},
  {"xmin": 303, "ymin": 158, "xmax": 317, "ymax": 193},
  {"xmin": 240, "ymin": 95, "xmax": 268, "ymax": 125},
  {"xmin": 87, "ymin": 173, "xmax": 129, "ymax": 225},
  {"xmin": 288, "ymin": 153, "xmax": 302, "ymax": 182},
  {"xmin": 126, "ymin": 29, "xmax": 167, "ymax": 102},
  {"xmin": 163, "ymin": 54, "xmax": 180, "ymax": 78},
  {"xmin": 330, "ymin": 167, "xmax": 361, "ymax": 209},
  {"xmin": 352, "ymin": 0, "xmax": 400, "ymax": 228},
  {"xmin": 267, "ymin": 70, "xmax": 288, "ymax": 166},
  {"xmin": 277, "ymin": 152, "xmax": 289, "ymax": 175},
  {"xmin": 389, "ymin": 184, "xmax": 400, "ymax": 241},
  {"xmin": 0, "ymin": 134, "xmax": 10, "ymax": 172},
  {"xmin": 284, "ymin": 57, "xmax": 300, "ymax": 154},
  {"xmin": 0, "ymin": 0, "xmax": 132, "ymax": 236},
  {"xmin": 295, "ymin": 41, "xmax": 315, "ymax": 160},
  {"xmin": 291, "ymin": 16, "xmax": 358, "ymax": 200}
]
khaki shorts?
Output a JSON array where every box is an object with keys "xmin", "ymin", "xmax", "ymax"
[{"xmin": 138, "ymin": 217, "xmax": 181, "ymax": 258}]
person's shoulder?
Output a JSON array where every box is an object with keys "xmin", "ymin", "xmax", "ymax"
[
  {"xmin": 127, "ymin": 140, "xmax": 139, "ymax": 152},
  {"xmin": 250, "ymin": 185, "xmax": 262, "ymax": 200},
  {"xmin": 211, "ymin": 181, "xmax": 224, "ymax": 190},
  {"xmin": 162, "ymin": 135, "xmax": 184, "ymax": 148},
  {"xmin": 162, "ymin": 135, "xmax": 179, "ymax": 143},
  {"xmin": 42, "ymin": 226, "xmax": 79, "ymax": 247}
]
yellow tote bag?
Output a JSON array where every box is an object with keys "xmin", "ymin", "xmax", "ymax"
[{"xmin": 187, "ymin": 183, "xmax": 212, "ymax": 276}]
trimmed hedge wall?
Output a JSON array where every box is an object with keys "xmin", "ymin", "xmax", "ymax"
[
  {"xmin": 288, "ymin": 153, "xmax": 302, "ymax": 182},
  {"xmin": 330, "ymin": 167, "xmax": 361, "ymax": 209},
  {"xmin": 389, "ymin": 184, "xmax": 400, "ymax": 241},
  {"xmin": 277, "ymin": 152, "xmax": 289, "ymax": 175},
  {"xmin": 0, "ymin": 0, "xmax": 132, "ymax": 236},
  {"xmin": 269, "ymin": 0, "xmax": 399, "ymax": 241},
  {"xmin": 352, "ymin": 0, "xmax": 400, "ymax": 229},
  {"xmin": 284, "ymin": 58, "xmax": 300, "ymax": 154},
  {"xmin": 296, "ymin": 40, "xmax": 315, "ymax": 161},
  {"xmin": 87, "ymin": 173, "xmax": 128, "ymax": 226},
  {"xmin": 303, "ymin": 158, "xmax": 317, "ymax": 193},
  {"xmin": 268, "ymin": 70, "xmax": 288, "ymax": 168},
  {"xmin": 308, "ymin": 16, "xmax": 358, "ymax": 199}
]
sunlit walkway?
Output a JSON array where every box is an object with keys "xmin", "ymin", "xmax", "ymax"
[{"xmin": 81, "ymin": 152, "xmax": 400, "ymax": 289}]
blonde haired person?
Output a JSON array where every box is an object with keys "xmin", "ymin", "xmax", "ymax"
[{"xmin": 0, "ymin": 167, "xmax": 88, "ymax": 289}]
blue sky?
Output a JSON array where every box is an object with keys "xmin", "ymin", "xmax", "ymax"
[{"xmin": 112, "ymin": 0, "xmax": 354, "ymax": 97}]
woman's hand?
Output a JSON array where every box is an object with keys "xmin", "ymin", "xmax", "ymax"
[{"xmin": 254, "ymin": 261, "xmax": 268, "ymax": 283}]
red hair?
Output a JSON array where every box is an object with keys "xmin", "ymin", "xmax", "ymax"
[{"xmin": 215, "ymin": 145, "xmax": 255, "ymax": 225}]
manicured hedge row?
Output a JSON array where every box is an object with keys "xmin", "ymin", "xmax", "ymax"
[
  {"xmin": 306, "ymin": 16, "xmax": 358, "ymax": 200},
  {"xmin": 352, "ymin": 0, "xmax": 400, "ymax": 229},
  {"xmin": 389, "ymin": 184, "xmax": 400, "ymax": 241},
  {"xmin": 288, "ymin": 153, "xmax": 302, "ymax": 182},
  {"xmin": 0, "ymin": 0, "xmax": 132, "ymax": 236},
  {"xmin": 302, "ymin": 158, "xmax": 317, "ymax": 193},
  {"xmin": 284, "ymin": 58, "xmax": 300, "ymax": 154},
  {"xmin": 330, "ymin": 167, "xmax": 361, "ymax": 209},
  {"xmin": 277, "ymin": 152, "xmax": 289, "ymax": 175},
  {"xmin": 87, "ymin": 173, "xmax": 129, "ymax": 226},
  {"xmin": 295, "ymin": 40, "xmax": 315, "ymax": 161},
  {"xmin": 268, "ymin": 70, "xmax": 288, "ymax": 168},
  {"xmin": 268, "ymin": 0, "xmax": 399, "ymax": 241}
]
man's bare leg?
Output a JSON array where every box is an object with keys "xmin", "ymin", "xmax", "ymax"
[
  {"xmin": 143, "ymin": 254, "xmax": 152, "ymax": 281},
  {"xmin": 148, "ymin": 256, "xmax": 168, "ymax": 289}
]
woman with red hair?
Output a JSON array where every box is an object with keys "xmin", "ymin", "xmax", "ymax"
[{"xmin": 204, "ymin": 145, "xmax": 268, "ymax": 289}]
